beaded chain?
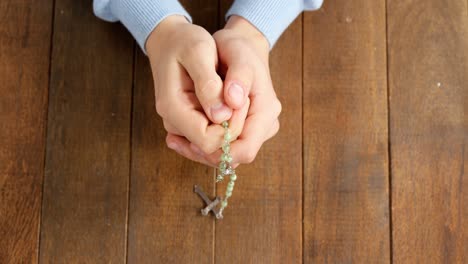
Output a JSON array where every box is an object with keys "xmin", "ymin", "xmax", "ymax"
[{"xmin": 217, "ymin": 121, "xmax": 237, "ymax": 214}]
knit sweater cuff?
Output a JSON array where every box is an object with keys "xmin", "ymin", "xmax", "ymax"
[
  {"xmin": 106, "ymin": 0, "xmax": 192, "ymax": 52},
  {"xmin": 226, "ymin": 0, "xmax": 320, "ymax": 48}
]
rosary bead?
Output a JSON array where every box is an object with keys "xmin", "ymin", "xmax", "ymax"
[
  {"xmin": 219, "ymin": 162, "xmax": 227, "ymax": 172},
  {"xmin": 221, "ymin": 200, "xmax": 228, "ymax": 208},
  {"xmin": 215, "ymin": 121, "xmax": 238, "ymax": 214},
  {"xmin": 222, "ymin": 144, "xmax": 230, "ymax": 153},
  {"xmin": 230, "ymin": 174, "xmax": 237, "ymax": 181},
  {"xmin": 224, "ymin": 131, "xmax": 232, "ymax": 141},
  {"xmin": 221, "ymin": 153, "xmax": 233, "ymax": 163},
  {"xmin": 216, "ymin": 174, "xmax": 224, "ymax": 182}
]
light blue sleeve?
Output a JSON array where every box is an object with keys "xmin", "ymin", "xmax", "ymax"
[
  {"xmin": 93, "ymin": 0, "xmax": 192, "ymax": 52},
  {"xmin": 226, "ymin": 0, "xmax": 324, "ymax": 48}
]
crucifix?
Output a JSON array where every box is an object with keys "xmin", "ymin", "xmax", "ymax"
[
  {"xmin": 193, "ymin": 121, "xmax": 237, "ymax": 219},
  {"xmin": 193, "ymin": 185, "xmax": 223, "ymax": 219}
]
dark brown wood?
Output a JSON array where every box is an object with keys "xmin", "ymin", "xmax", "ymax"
[
  {"xmin": 388, "ymin": 0, "xmax": 468, "ymax": 262},
  {"xmin": 39, "ymin": 0, "xmax": 134, "ymax": 262},
  {"xmin": 215, "ymin": 2, "xmax": 303, "ymax": 262},
  {"xmin": 127, "ymin": 1, "xmax": 219, "ymax": 263},
  {"xmin": 0, "ymin": 1, "xmax": 53, "ymax": 262},
  {"xmin": 3, "ymin": 0, "xmax": 466, "ymax": 262},
  {"xmin": 303, "ymin": 0, "xmax": 390, "ymax": 262}
]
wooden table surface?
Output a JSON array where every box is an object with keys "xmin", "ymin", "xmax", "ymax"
[{"xmin": 1, "ymin": 0, "xmax": 467, "ymax": 263}]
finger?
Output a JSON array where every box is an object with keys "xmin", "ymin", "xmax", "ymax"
[
  {"xmin": 169, "ymin": 103, "xmax": 225, "ymax": 154},
  {"xmin": 229, "ymin": 96, "xmax": 281, "ymax": 164},
  {"xmin": 223, "ymin": 61, "xmax": 254, "ymax": 110},
  {"xmin": 166, "ymin": 133, "xmax": 215, "ymax": 167},
  {"xmin": 193, "ymin": 98, "xmax": 250, "ymax": 163},
  {"xmin": 178, "ymin": 43, "xmax": 232, "ymax": 124},
  {"xmin": 164, "ymin": 64, "xmax": 226, "ymax": 154},
  {"xmin": 226, "ymin": 97, "xmax": 250, "ymax": 140},
  {"xmin": 208, "ymin": 96, "xmax": 249, "ymax": 160},
  {"xmin": 203, "ymin": 95, "xmax": 279, "ymax": 165}
]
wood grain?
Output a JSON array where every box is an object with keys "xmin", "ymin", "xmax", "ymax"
[
  {"xmin": 3, "ymin": 0, "xmax": 465, "ymax": 262},
  {"xmin": 39, "ymin": 0, "xmax": 134, "ymax": 262},
  {"xmin": 215, "ymin": 2, "xmax": 303, "ymax": 263},
  {"xmin": 303, "ymin": 0, "xmax": 390, "ymax": 262},
  {"xmin": 127, "ymin": 1, "xmax": 219, "ymax": 263},
  {"xmin": 387, "ymin": 0, "xmax": 468, "ymax": 262},
  {"xmin": 0, "ymin": 0, "xmax": 53, "ymax": 262}
]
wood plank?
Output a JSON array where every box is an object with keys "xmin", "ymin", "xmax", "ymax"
[
  {"xmin": 303, "ymin": 0, "xmax": 390, "ymax": 262},
  {"xmin": 0, "ymin": 1, "xmax": 53, "ymax": 262},
  {"xmin": 387, "ymin": 0, "xmax": 468, "ymax": 262},
  {"xmin": 39, "ymin": 0, "xmax": 134, "ymax": 262},
  {"xmin": 215, "ymin": 2, "xmax": 303, "ymax": 262},
  {"xmin": 127, "ymin": 1, "xmax": 219, "ymax": 263}
]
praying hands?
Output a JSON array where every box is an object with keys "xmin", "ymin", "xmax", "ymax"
[
  {"xmin": 146, "ymin": 15, "xmax": 281, "ymax": 167},
  {"xmin": 93, "ymin": 0, "xmax": 323, "ymax": 167}
]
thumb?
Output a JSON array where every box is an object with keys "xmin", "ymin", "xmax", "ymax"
[
  {"xmin": 223, "ymin": 62, "xmax": 253, "ymax": 110},
  {"xmin": 179, "ymin": 46, "xmax": 232, "ymax": 124}
]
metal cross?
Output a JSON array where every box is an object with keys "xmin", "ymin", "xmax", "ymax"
[{"xmin": 193, "ymin": 185, "xmax": 223, "ymax": 219}]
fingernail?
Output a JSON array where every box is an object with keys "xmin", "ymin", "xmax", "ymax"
[
  {"xmin": 211, "ymin": 103, "xmax": 232, "ymax": 123},
  {"xmin": 228, "ymin": 83, "xmax": 244, "ymax": 104},
  {"xmin": 167, "ymin": 142, "xmax": 179, "ymax": 151}
]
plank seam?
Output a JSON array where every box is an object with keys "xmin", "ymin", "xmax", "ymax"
[
  {"xmin": 37, "ymin": 0, "xmax": 57, "ymax": 262},
  {"xmin": 384, "ymin": 0, "xmax": 394, "ymax": 263},
  {"xmin": 301, "ymin": 13, "xmax": 305, "ymax": 264},
  {"xmin": 124, "ymin": 42, "xmax": 137, "ymax": 264}
]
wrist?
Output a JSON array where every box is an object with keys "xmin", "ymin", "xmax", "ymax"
[
  {"xmin": 146, "ymin": 15, "xmax": 190, "ymax": 56},
  {"xmin": 225, "ymin": 16, "xmax": 270, "ymax": 53}
]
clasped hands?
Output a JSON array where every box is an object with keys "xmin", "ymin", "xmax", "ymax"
[{"xmin": 146, "ymin": 15, "xmax": 281, "ymax": 167}]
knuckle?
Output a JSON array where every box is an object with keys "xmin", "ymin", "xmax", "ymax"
[
  {"xmin": 165, "ymin": 141, "xmax": 172, "ymax": 149},
  {"xmin": 165, "ymin": 135, "xmax": 174, "ymax": 148},
  {"xmin": 271, "ymin": 125, "xmax": 280, "ymax": 138},
  {"xmin": 273, "ymin": 98, "xmax": 282, "ymax": 117},
  {"xmin": 275, "ymin": 124, "xmax": 280, "ymax": 135},
  {"xmin": 155, "ymin": 100, "xmax": 168, "ymax": 118},
  {"xmin": 273, "ymin": 120, "xmax": 280, "ymax": 134}
]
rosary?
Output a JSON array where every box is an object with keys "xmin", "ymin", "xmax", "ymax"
[{"xmin": 193, "ymin": 121, "xmax": 236, "ymax": 219}]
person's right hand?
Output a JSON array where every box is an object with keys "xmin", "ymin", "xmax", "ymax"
[
  {"xmin": 202, "ymin": 16, "xmax": 281, "ymax": 166},
  {"xmin": 146, "ymin": 15, "xmax": 248, "ymax": 166}
]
